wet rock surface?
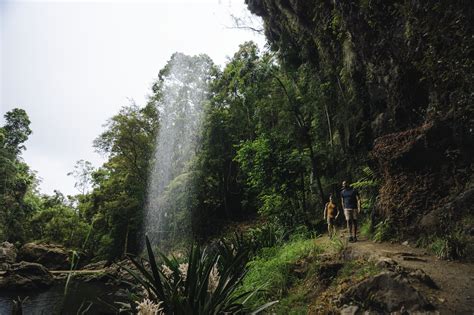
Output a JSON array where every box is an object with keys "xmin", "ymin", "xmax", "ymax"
[
  {"xmin": 0, "ymin": 242, "xmax": 17, "ymax": 270},
  {"xmin": 82, "ymin": 260, "xmax": 108, "ymax": 270},
  {"xmin": 0, "ymin": 261, "xmax": 53, "ymax": 290},
  {"xmin": 19, "ymin": 243, "xmax": 70, "ymax": 270}
]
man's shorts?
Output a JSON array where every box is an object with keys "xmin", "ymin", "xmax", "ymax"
[
  {"xmin": 327, "ymin": 217, "xmax": 336, "ymax": 226},
  {"xmin": 344, "ymin": 208, "xmax": 358, "ymax": 221}
]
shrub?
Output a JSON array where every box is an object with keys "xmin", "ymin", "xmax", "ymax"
[
  {"xmin": 360, "ymin": 219, "xmax": 373, "ymax": 238},
  {"xmin": 373, "ymin": 219, "xmax": 395, "ymax": 242},
  {"xmin": 429, "ymin": 232, "xmax": 467, "ymax": 260},
  {"xmin": 352, "ymin": 166, "xmax": 379, "ymax": 211},
  {"xmin": 120, "ymin": 236, "xmax": 273, "ymax": 314},
  {"xmin": 238, "ymin": 238, "xmax": 321, "ymax": 309},
  {"xmin": 246, "ymin": 222, "xmax": 286, "ymax": 250},
  {"xmin": 329, "ymin": 235, "xmax": 348, "ymax": 253}
]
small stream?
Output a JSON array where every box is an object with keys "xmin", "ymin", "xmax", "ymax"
[{"xmin": 0, "ymin": 281, "xmax": 124, "ymax": 314}]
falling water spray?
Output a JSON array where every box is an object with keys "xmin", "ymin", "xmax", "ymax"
[{"xmin": 144, "ymin": 53, "xmax": 213, "ymax": 249}]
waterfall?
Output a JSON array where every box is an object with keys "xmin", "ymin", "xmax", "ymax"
[{"xmin": 144, "ymin": 53, "xmax": 213, "ymax": 249}]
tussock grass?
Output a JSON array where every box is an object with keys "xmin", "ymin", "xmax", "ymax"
[
  {"xmin": 237, "ymin": 238, "xmax": 321, "ymax": 310},
  {"xmin": 360, "ymin": 219, "xmax": 373, "ymax": 238}
]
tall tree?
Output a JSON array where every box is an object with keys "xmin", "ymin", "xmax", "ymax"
[
  {"xmin": 0, "ymin": 108, "xmax": 35, "ymax": 242},
  {"xmin": 2, "ymin": 108, "xmax": 32, "ymax": 155},
  {"xmin": 79, "ymin": 102, "xmax": 158, "ymax": 259}
]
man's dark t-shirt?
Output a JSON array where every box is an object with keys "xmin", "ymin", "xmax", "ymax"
[{"xmin": 341, "ymin": 188, "xmax": 359, "ymax": 209}]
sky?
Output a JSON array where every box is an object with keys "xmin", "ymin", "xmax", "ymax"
[{"xmin": 0, "ymin": 0, "xmax": 265, "ymax": 196}]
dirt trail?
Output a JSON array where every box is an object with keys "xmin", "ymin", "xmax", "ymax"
[{"xmin": 339, "ymin": 236, "xmax": 474, "ymax": 314}]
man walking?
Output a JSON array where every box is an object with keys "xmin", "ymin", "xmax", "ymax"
[{"xmin": 341, "ymin": 181, "xmax": 360, "ymax": 242}]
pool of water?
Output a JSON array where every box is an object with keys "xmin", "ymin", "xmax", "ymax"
[{"xmin": 0, "ymin": 281, "xmax": 125, "ymax": 314}]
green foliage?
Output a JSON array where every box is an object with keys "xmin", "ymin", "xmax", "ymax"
[
  {"xmin": 215, "ymin": 223, "xmax": 287, "ymax": 266},
  {"xmin": 29, "ymin": 192, "xmax": 90, "ymax": 249},
  {"xmin": 235, "ymin": 134, "xmax": 311, "ymax": 227},
  {"xmin": 330, "ymin": 10, "xmax": 343, "ymax": 35},
  {"xmin": 0, "ymin": 108, "xmax": 35, "ymax": 243},
  {"xmin": 359, "ymin": 218, "xmax": 373, "ymax": 238},
  {"xmin": 213, "ymin": 232, "xmax": 252, "ymax": 273},
  {"xmin": 429, "ymin": 238, "xmax": 448, "ymax": 260},
  {"xmin": 238, "ymin": 238, "xmax": 320, "ymax": 309},
  {"xmin": 150, "ymin": 172, "xmax": 196, "ymax": 251},
  {"xmin": 351, "ymin": 167, "xmax": 377, "ymax": 190},
  {"xmin": 247, "ymin": 0, "xmax": 473, "ymax": 245},
  {"xmin": 328, "ymin": 234, "xmax": 348, "ymax": 253},
  {"xmin": 336, "ymin": 260, "xmax": 381, "ymax": 283},
  {"xmin": 419, "ymin": 231, "xmax": 469, "ymax": 260},
  {"xmin": 0, "ymin": 108, "xmax": 93, "ymax": 249},
  {"xmin": 259, "ymin": 193, "xmax": 286, "ymax": 219},
  {"xmin": 193, "ymin": 42, "xmax": 277, "ymax": 236},
  {"xmin": 246, "ymin": 222, "xmax": 287, "ymax": 250},
  {"xmin": 194, "ymin": 41, "xmax": 330, "ymax": 236},
  {"xmin": 77, "ymin": 102, "xmax": 159, "ymax": 259},
  {"xmin": 275, "ymin": 288, "xmax": 311, "ymax": 315},
  {"xmin": 64, "ymin": 250, "xmax": 80, "ymax": 295},
  {"xmin": 352, "ymin": 166, "xmax": 379, "ymax": 211},
  {"xmin": 1, "ymin": 108, "xmax": 32, "ymax": 155},
  {"xmin": 120, "ymin": 236, "xmax": 272, "ymax": 314},
  {"xmin": 373, "ymin": 219, "xmax": 395, "ymax": 242}
]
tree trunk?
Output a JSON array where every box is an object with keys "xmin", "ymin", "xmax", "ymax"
[
  {"xmin": 307, "ymin": 141, "xmax": 325, "ymax": 205},
  {"xmin": 123, "ymin": 223, "xmax": 129, "ymax": 257},
  {"xmin": 300, "ymin": 170, "xmax": 307, "ymax": 213}
]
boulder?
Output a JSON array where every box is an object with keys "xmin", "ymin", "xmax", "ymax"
[
  {"xmin": 0, "ymin": 241, "xmax": 17, "ymax": 270},
  {"xmin": 19, "ymin": 243, "xmax": 70, "ymax": 270},
  {"xmin": 338, "ymin": 272, "xmax": 434, "ymax": 313},
  {"xmin": 0, "ymin": 261, "xmax": 54, "ymax": 290}
]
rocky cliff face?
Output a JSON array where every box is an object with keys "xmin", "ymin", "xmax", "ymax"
[{"xmin": 246, "ymin": 0, "xmax": 473, "ymax": 239}]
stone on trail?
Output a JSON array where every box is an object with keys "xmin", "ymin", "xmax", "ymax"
[
  {"xmin": 0, "ymin": 261, "xmax": 54, "ymax": 290},
  {"xmin": 375, "ymin": 257, "xmax": 397, "ymax": 269},
  {"xmin": 340, "ymin": 305, "xmax": 359, "ymax": 315},
  {"xmin": 338, "ymin": 271, "xmax": 434, "ymax": 313}
]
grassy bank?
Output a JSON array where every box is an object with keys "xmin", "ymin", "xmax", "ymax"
[{"xmin": 237, "ymin": 234, "xmax": 383, "ymax": 314}]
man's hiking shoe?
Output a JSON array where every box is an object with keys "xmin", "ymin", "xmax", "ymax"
[{"xmin": 348, "ymin": 236, "xmax": 354, "ymax": 242}]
